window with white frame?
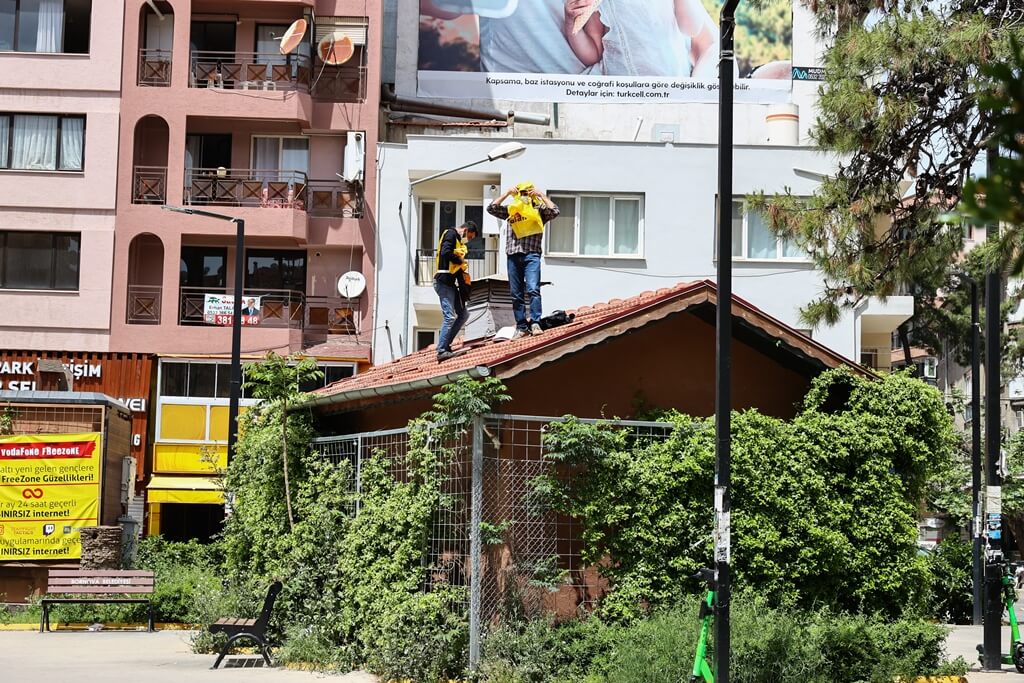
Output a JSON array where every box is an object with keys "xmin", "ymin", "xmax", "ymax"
[
  {"xmin": 414, "ymin": 328, "xmax": 439, "ymax": 351},
  {"xmin": 0, "ymin": 113, "xmax": 84, "ymax": 171},
  {"xmin": 731, "ymin": 200, "xmax": 806, "ymax": 261},
  {"xmin": 417, "ymin": 199, "xmax": 485, "ymax": 251},
  {"xmin": 547, "ymin": 193, "xmax": 643, "ymax": 257},
  {"xmin": 922, "ymin": 357, "xmax": 937, "ymax": 379}
]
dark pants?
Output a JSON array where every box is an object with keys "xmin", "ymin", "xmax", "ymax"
[
  {"xmin": 434, "ymin": 278, "xmax": 468, "ymax": 354},
  {"xmin": 507, "ymin": 252, "xmax": 542, "ymax": 331}
]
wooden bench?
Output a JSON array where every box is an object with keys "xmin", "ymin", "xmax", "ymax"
[
  {"xmin": 40, "ymin": 569, "xmax": 155, "ymax": 633},
  {"xmin": 209, "ymin": 581, "xmax": 282, "ymax": 669}
]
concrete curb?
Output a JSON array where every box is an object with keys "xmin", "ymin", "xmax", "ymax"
[{"xmin": 0, "ymin": 622, "xmax": 197, "ymax": 631}]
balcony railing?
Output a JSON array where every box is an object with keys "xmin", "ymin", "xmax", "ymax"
[
  {"xmin": 138, "ymin": 49, "xmax": 172, "ymax": 86},
  {"xmin": 311, "ymin": 65, "xmax": 367, "ymax": 103},
  {"xmin": 190, "ymin": 51, "xmax": 312, "ymax": 92},
  {"xmin": 177, "ymin": 288, "xmax": 361, "ymax": 336},
  {"xmin": 184, "ymin": 168, "xmax": 308, "ymax": 209},
  {"xmin": 307, "ymin": 179, "xmax": 364, "ymax": 218},
  {"xmin": 416, "ymin": 249, "xmax": 501, "ymax": 286},
  {"xmin": 127, "ymin": 285, "xmax": 162, "ymax": 325},
  {"xmin": 133, "ymin": 166, "xmax": 168, "ymax": 204}
]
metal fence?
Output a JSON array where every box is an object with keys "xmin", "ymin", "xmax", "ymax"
[{"xmin": 311, "ymin": 413, "xmax": 676, "ymax": 668}]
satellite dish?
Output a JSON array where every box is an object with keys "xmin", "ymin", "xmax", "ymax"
[
  {"xmin": 318, "ymin": 32, "xmax": 355, "ymax": 65},
  {"xmin": 279, "ymin": 19, "xmax": 308, "ymax": 55},
  {"xmin": 337, "ymin": 271, "xmax": 366, "ymax": 299}
]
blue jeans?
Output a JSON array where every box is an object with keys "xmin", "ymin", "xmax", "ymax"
[
  {"xmin": 434, "ymin": 278, "xmax": 468, "ymax": 353},
  {"xmin": 508, "ymin": 252, "xmax": 542, "ymax": 330}
]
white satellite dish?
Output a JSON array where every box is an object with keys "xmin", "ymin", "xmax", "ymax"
[{"xmin": 337, "ymin": 271, "xmax": 366, "ymax": 298}]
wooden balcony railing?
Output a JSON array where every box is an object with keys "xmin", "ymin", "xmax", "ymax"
[
  {"xmin": 306, "ymin": 179, "xmax": 364, "ymax": 218},
  {"xmin": 190, "ymin": 51, "xmax": 312, "ymax": 92},
  {"xmin": 177, "ymin": 288, "xmax": 361, "ymax": 336},
  {"xmin": 127, "ymin": 285, "xmax": 162, "ymax": 325},
  {"xmin": 311, "ymin": 65, "xmax": 368, "ymax": 103},
  {"xmin": 306, "ymin": 296, "xmax": 360, "ymax": 335},
  {"xmin": 416, "ymin": 249, "xmax": 501, "ymax": 286},
  {"xmin": 133, "ymin": 166, "xmax": 168, "ymax": 204},
  {"xmin": 184, "ymin": 168, "xmax": 308, "ymax": 209},
  {"xmin": 138, "ymin": 49, "xmax": 172, "ymax": 86}
]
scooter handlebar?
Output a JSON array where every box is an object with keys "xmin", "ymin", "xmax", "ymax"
[{"xmin": 689, "ymin": 568, "xmax": 716, "ymax": 585}]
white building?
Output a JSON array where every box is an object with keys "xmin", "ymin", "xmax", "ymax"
[{"xmin": 371, "ymin": 0, "xmax": 913, "ymax": 367}]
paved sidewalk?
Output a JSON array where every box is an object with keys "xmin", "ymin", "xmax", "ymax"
[
  {"xmin": 947, "ymin": 625, "xmax": 1024, "ymax": 681},
  {"xmin": 0, "ymin": 630, "xmax": 378, "ymax": 683}
]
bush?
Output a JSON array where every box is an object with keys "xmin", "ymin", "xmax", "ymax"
[{"xmin": 925, "ymin": 536, "xmax": 974, "ymax": 624}]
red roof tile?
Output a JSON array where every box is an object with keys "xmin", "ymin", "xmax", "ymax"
[{"xmin": 308, "ymin": 280, "xmax": 865, "ymax": 410}]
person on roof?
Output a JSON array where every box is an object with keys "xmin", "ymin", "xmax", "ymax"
[
  {"xmin": 488, "ymin": 183, "xmax": 560, "ymax": 338},
  {"xmin": 434, "ymin": 220, "xmax": 479, "ymax": 361}
]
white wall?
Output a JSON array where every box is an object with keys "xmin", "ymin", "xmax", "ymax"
[
  {"xmin": 390, "ymin": 0, "xmax": 826, "ymax": 145},
  {"xmin": 373, "ymin": 136, "xmax": 857, "ymax": 364}
]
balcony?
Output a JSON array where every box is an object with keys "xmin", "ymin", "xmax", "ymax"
[
  {"xmin": 190, "ymin": 52, "xmax": 312, "ymax": 93},
  {"xmin": 177, "ymin": 287, "xmax": 359, "ymax": 335},
  {"xmin": 416, "ymin": 249, "xmax": 501, "ymax": 286},
  {"xmin": 307, "ymin": 179, "xmax": 364, "ymax": 218},
  {"xmin": 184, "ymin": 169, "xmax": 308, "ymax": 210},
  {"xmin": 127, "ymin": 285, "xmax": 162, "ymax": 325},
  {"xmin": 138, "ymin": 49, "xmax": 172, "ymax": 87},
  {"xmin": 311, "ymin": 65, "xmax": 368, "ymax": 103},
  {"xmin": 133, "ymin": 166, "xmax": 168, "ymax": 204}
]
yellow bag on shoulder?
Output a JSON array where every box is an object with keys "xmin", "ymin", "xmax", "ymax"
[{"xmin": 508, "ymin": 196, "xmax": 545, "ymax": 239}]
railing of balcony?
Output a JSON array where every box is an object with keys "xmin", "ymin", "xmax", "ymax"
[
  {"xmin": 127, "ymin": 285, "xmax": 162, "ymax": 325},
  {"xmin": 183, "ymin": 168, "xmax": 308, "ymax": 209},
  {"xmin": 306, "ymin": 179, "xmax": 364, "ymax": 218},
  {"xmin": 311, "ymin": 65, "xmax": 368, "ymax": 102},
  {"xmin": 138, "ymin": 49, "xmax": 172, "ymax": 86},
  {"xmin": 179, "ymin": 287, "xmax": 306, "ymax": 327},
  {"xmin": 190, "ymin": 51, "xmax": 312, "ymax": 92},
  {"xmin": 415, "ymin": 249, "xmax": 501, "ymax": 286},
  {"xmin": 133, "ymin": 166, "xmax": 168, "ymax": 204},
  {"xmin": 306, "ymin": 296, "xmax": 361, "ymax": 335}
]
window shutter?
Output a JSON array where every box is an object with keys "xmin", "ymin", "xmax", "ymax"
[{"xmin": 314, "ymin": 18, "xmax": 368, "ymax": 46}]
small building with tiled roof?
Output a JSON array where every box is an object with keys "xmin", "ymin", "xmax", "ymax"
[{"xmin": 307, "ymin": 280, "xmax": 870, "ymax": 433}]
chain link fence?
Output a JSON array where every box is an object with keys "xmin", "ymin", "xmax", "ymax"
[{"xmin": 312, "ymin": 413, "xmax": 676, "ymax": 668}]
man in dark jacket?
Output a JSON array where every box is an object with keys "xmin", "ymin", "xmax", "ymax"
[{"xmin": 434, "ymin": 221, "xmax": 479, "ymax": 361}]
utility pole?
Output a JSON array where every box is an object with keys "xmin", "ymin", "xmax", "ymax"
[
  {"xmin": 715, "ymin": 0, "xmax": 740, "ymax": 680},
  {"xmin": 982, "ymin": 267, "xmax": 1003, "ymax": 670},
  {"xmin": 970, "ymin": 279, "xmax": 983, "ymax": 626}
]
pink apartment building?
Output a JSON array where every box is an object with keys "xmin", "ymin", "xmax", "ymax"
[{"xmin": 108, "ymin": 0, "xmax": 381, "ymax": 540}]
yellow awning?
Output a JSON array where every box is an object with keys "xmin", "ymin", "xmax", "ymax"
[{"xmin": 146, "ymin": 475, "xmax": 225, "ymax": 504}]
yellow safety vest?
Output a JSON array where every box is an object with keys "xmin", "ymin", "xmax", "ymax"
[{"xmin": 435, "ymin": 230, "xmax": 469, "ymax": 276}]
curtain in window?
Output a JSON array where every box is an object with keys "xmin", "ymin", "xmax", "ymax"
[
  {"xmin": 11, "ymin": 115, "xmax": 57, "ymax": 170},
  {"xmin": 252, "ymin": 137, "xmax": 280, "ymax": 182},
  {"xmin": 548, "ymin": 198, "xmax": 576, "ymax": 253},
  {"xmin": 0, "ymin": 117, "xmax": 8, "ymax": 168},
  {"xmin": 745, "ymin": 208, "xmax": 776, "ymax": 259},
  {"xmin": 59, "ymin": 117, "xmax": 84, "ymax": 170},
  {"xmin": 36, "ymin": 0, "xmax": 64, "ymax": 53},
  {"xmin": 280, "ymin": 138, "xmax": 309, "ymax": 175},
  {"xmin": 580, "ymin": 197, "xmax": 610, "ymax": 255},
  {"xmin": 613, "ymin": 199, "xmax": 640, "ymax": 254},
  {"xmin": 731, "ymin": 201, "xmax": 744, "ymax": 257}
]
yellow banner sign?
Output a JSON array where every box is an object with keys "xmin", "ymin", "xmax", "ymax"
[{"xmin": 0, "ymin": 433, "xmax": 102, "ymax": 561}]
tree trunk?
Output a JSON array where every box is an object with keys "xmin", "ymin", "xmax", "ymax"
[
  {"xmin": 282, "ymin": 397, "xmax": 295, "ymax": 533},
  {"xmin": 898, "ymin": 323, "xmax": 913, "ymax": 367}
]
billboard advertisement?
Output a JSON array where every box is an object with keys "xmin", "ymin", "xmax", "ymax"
[
  {"xmin": 0, "ymin": 433, "xmax": 102, "ymax": 561},
  {"xmin": 203, "ymin": 294, "xmax": 262, "ymax": 327},
  {"xmin": 417, "ymin": 0, "xmax": 792, "ymax": 103}
]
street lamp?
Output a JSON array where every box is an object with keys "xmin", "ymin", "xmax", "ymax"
[
  {"xmin": 162, "ymin": 205, "xmax": 246, "ymax": 463},
  {"xmin": 399, "ymin": 141, "xmax": 527, "ymax": 355}
]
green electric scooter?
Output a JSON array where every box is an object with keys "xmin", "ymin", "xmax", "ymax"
[
  {"xmin": 690, "ymin": 568, "xmax": 717, "ymax": 683},
  {"xmin": 976, "ymin": 565, "xmax": 1024, "ymax": 672}
]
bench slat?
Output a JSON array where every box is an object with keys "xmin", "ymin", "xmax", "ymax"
[
  {"xmin": 45, "ymin": 585, "xmax": 154, "ymax": 594},
  {"xmin": 48, "ymin": 570, "xmax": 154, "ymax": 578},
  {"xmin": 43, "ymin": 598, "xmax": 150, "ymax": 604},
  {"xmin": 48, "ymin": 578, "xmax": 155, "ymax": 587}
]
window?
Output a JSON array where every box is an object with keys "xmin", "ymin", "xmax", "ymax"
[
  {"xmin": 246, "ymin": 249, "xmax": 306, "ymax": 292},
  {"xmin": 547, "ymin": 193, "xmax": 643, "ymax": 257},
  {"xmin": 1017, "ymin": 408, "xmax": 1024, "ymax": 430},
  {"xmin": 251, "ymin": 136, "xmax": 309, "ymax": 179},
  {"xmin": 922, "ymin": 357, "xmax": 937, "ymax": 379},
  {"xmin": 860, "ymin": 349, "xmax": 878, "ymax": 370},
  {"xmin": 418, "ymin": 200, "xmax": 484, "ymax": 252},
  {"xmin": 160, "ymin": 361, "xmax": 241, "ymax": 399},
  {"xmin": 731, "ymin": 200, "xmax": 806, "ymax": 261},
  {"xmin": 0, "ymin": 113, "xmax": 84, "ymax": 171},
  {"xmin": 0, "ymin": 0, "xmax": 90, "ymax": 53},
  {"xmin": 179, "ymin": 246, "xmax": 226, "ymax": 288},
  {"xmin": 0, "ymin": 230, "xmax": 79, "ymax": 290},
  {"xmin": 297, "ymin": 364, "xmax": 356, "ymax": 393},
  {"xmin": 415, "ymin": 328, "xmax": 438, "ymax": 351}
]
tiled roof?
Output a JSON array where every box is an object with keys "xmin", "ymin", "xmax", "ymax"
[{"xmin": 309, "ymin": 280, "xmax": 863, "ymax": 409}]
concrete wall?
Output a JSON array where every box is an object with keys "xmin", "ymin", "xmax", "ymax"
[{"xmin": 373, "ymin": 136, "xmax": 857, "ymax": 364}]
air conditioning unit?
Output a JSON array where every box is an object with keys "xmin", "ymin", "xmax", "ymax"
[{"xmin": 343, "ymin": 131, "xmax": 365, "ymax": 182}]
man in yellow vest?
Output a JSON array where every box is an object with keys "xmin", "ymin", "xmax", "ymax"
[
  {"xmin": 488, "ymin": 182, "xmax": 560, "ymax": 338},
  {"xmin": 434, "ymin": 221, "xmax": 479, "ymax": 361}
]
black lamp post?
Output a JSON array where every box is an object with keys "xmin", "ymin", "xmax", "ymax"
[
  {"xmin": 715, "ymin": 0, "xmax": 741, "ymax": 681},
  {"xmin": 982, "ymin": 268, "xmax": 1003, "ymax": 670},
  {"xmin": 162, "ymin": 205, "xmax": 245, "ymax": 462}
]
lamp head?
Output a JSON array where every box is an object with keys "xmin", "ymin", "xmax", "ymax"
[{"xmin": 487, "ymin": 141, "xmax": 526, "ymax": 161}]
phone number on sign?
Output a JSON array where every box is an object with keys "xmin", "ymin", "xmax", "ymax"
[{"xmin": 205, "ymin": 315, "xmax": 259, "ymax": 326}]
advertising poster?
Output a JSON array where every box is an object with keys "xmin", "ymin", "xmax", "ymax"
[
  {"xmin": 203, "ymin": 294, "xmax": 261, "ymax": 326},
  {"xmin": 0, "ymin": 433, "xmax": 102, "ymax": 560},
  {"xmin": 417, "ymin": 0, "xmax": 792, "ymax": 103}
]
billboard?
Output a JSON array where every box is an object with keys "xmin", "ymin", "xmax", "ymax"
[
  {"xmin": 0, "ymin": 433, "xmax": 102, "ymax": 561},
  {"xmin": 203, "ymin": 294, "xmax": 262, "ymax": 326},
  {"xmin": 417, "ymin": 0, "xmax": 793, "ymax": 103}
]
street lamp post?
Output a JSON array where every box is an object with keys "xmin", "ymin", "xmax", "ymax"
[
  {"xmin": 982, "ymin": 268, "xmax": 1003, "ymax": 670},
  {"xmin": 162, "ymin": 206, "xmax": 245, "ymax": 462},
  {"xmin": 399, "ymin": 141, "xmax": 527, "ymax": 355},
  {"xmin": 715, "ymin": 0, "xmax": 740, "ymax": 681}
]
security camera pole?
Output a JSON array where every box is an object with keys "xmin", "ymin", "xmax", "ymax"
[{"xmin": 715, "ymin": 0, "xmax": 741, "ymax": 680}]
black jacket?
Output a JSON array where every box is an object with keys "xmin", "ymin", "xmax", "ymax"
[{"xmin": 434, "ymin": 228, "xmax": 464, "ymax": 287}]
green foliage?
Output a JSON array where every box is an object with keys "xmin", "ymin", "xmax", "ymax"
[
  {"xmin": 481, "ymin": 593, "xmax": 966, "ymax": 683},
  {"xmin": 536, "ymin": 369, "xmax": 955, "ymax": 620},
  {"xmin": 925, "ymin": 537, "xmax": 974, "ymax": 625}
]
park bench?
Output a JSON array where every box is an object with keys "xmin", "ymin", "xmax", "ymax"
[
  {"xmin": 40, "ymin": 569, "xmax": 155, "ymax": 633},
  {"xmin": 209, "ymin": 581, "xmax": 282, "ymax": 669}
]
